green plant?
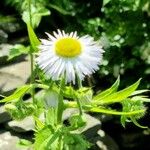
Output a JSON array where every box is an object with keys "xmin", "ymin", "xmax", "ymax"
[{"xmin": 1, "ymin": 0, "xmax": 150, "ymax": 150}]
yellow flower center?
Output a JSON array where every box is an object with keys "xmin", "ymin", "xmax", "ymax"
[{"xmin": 55, "ymin": 38, "xmax": 82, "ymax": 57}]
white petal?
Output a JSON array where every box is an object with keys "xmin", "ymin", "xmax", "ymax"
[{"xmin": 45, "ymin": 32, "xmax": 56, "ymax": 41}]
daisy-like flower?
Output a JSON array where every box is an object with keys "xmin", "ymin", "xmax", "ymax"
[{"xmin": 36, "ymin": 30, "xmax": 104, "ymax": 84}]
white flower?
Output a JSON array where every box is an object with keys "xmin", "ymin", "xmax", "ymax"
[{"xmin": 36, "ymin": 30, "xmax": 104, "ymax": 84}]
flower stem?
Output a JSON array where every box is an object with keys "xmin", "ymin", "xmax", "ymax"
[
  {"xmin": 57, "ymin": 77, "xmax": 65, "ymax": 124},
  {"xmin": 30, "ymin": 53, "xmax": 35, "ymax": 103},
  {"xmin": 28, "ymin": 0, "xmax": 35, "ymax": 104},
  {"xmin": 76, "ymin": 96, "xmax": 83, "ymax": 116},
  {"xmin": 28, "ymin": 0, "xmax": 32, "ymax": 27},
  {"xmin": 76, "ymin": 75, "xmax": 83, "ymax": 116}
]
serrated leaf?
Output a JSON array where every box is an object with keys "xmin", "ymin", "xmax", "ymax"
[
  {"xmin": 89, "ymin": 107, "xmax": 146, "ymax": 115},
  {"xmin": 93, "ymin": 76, "xmax": 120, "ymax": 100},
  {"xmin": 27, "ymin": 23, "xmax": 40, "ymax": 52},
  {"xmin": 0, "ymin": 85, "xmax": 32, "ymax": 103},
  {"xmin": 34, "ymin": 126, "xmax": 60, "ymax": 150},
  {"xmin": 94, "ymin": 78, "xmax": 141, "ymax": 104},
  {"xmin": 63, "ymin": 133, "xmax": 91, "ymax": 150},
  {"xmin": 46, "ymin": 130, "xmax": 61, "ymax": 148}
]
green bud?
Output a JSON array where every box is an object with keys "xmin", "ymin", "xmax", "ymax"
[
  {"xmin": 69, "ymin": 114, "xmax": 86, "ymax": 129},
  {"xmin": 44, "ymin": 90, "xmax": 59, "ymax": 108},
  {"xmin": 5, "ymin": 104, "xmax": 17, "ymax": 111}
]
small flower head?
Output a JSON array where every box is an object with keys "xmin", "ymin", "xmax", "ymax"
[{"xmin": 36, "ymin": 30, "xmax": 104, "ymax": 84}]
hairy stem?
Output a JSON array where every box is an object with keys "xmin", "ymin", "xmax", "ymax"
[
  {"xmin": 28, "ymin": 0, "xmax": 35, "ymax": 103},
  {"xmin": 57, "ymin": 77, "xmax": 65, "ymax": 124},
  {"xmin": 76, "ymin": 75, "xmax": 83, "ymax": 115}
]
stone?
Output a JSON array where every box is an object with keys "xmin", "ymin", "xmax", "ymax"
[
  {"xmin": 0, "ymin": 130, "xmax": 31, "ymax": 150},
  {"xmin": 0, "ymin": 105, "xmax": 11, "ymax": 124},
  {"xmin": 0, "ymin": 30, "xmax": 8, "ymax": 43},
  {"xmin": 62, "ymin": 108, "xmax": 78, "ymax": 121},
  {"xmin": 63, "ymin": 108, "xmax": 101, "ymax": 137},
  {"xmin": 6, "ymin": 113, "xmax": 45, "ymax": 133},
  {"xmin": 7, "ymin": 117, "xmax": 35, "ymax": 133},
  {"xmin": 0, "ymin": 44, "xmax": 13, "ymax": 65},
  {"xmin": 0, "ymin": 130, "xmax": 20, "ymax": 150},
  {"xmin": 0, "ymin": 58, "xmax": 31, "ymax": 95},
  {"xmin": 81, "ymin": 113, "xmax": 101, "ymax": 135}
]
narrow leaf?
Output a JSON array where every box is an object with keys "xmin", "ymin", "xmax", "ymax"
[
  {"xmin": 130, "ymin": 90, "xmax": 149, "ymax": 96},
  {"xmin": 95, "ymin": 78, "xmax": 141, "ymax": 104},
  {"xmin": 90, "ymin": 107, "xmax": 146, "ymax": 115},
  {"xmin": 94, "ymin": 76, "xmax": 120, "ymax": 100},
  {"xmin": 27, "ymin": 23, "xmax": 40, "ymax": 52},
  {"xmin": 0, "ymin": 85, "xmax": 32, "ymax": 103},
  {"xmin": 131, "ymin": 96, "xmax": 150, "ymax": 102},
  {"xmin": 130, "ymin": 116, "xmax": 148, "ymax": 128}
]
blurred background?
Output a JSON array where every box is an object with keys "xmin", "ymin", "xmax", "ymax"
[{"xmin": 0, "ymin": 0, "xmax": 150, "ymax": 150}]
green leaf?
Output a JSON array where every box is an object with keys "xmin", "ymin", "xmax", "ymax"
[
  {"xmin": 94, "ymin": 78, "xmax": 141, "ymax": 104},
  {"xmin": 34, "ymin": 83, "xmax": 49, "ymax": 89},
  {"xmin": 103, "ymin": 0, "xmax": 111, "ymax": 6},
  {"xmin": 34, "ymin": 126, "xmax": 60, "ymax": 150},
  {"xmin": 63, "ymin": 133, "xmax": 91, "ymax": 150},
  {"xmin": 93, "ymin": 76, "xmax": 120, "ymax": 100},
  {"xmin": 0, "ymin": 85, "xmax": 33, "ymax": 103},
  {"xmin": 17, "ymin": 139, "xmax": 32, "ymax": 147},
  {"xmin": 8, "ymin": 44, "xmax": 29, "ymax": 60},
  {"xmin": 22, "ymin": 4, "xmax": 50, "ymax": 28},
  {"xmin": 34, "ymin": 116, "xmax": 44, "ymax": 130},
  {"xmin": 130, "ymin": 116, "xmax": 148, "ymax": 128},
  {"xmin": 130, "ymin": 90, "xmax": 149, "ymax": 96},
  {"xmin": 48, "ymin": 4, "xmax": 72, "ymax": 15},
  {"xmin": 89, "ymin": 107, "xmax": 146, "ymax": 115},
  {"xmin": 27, "ymin": 23, "xmax": 40, "ymax": 52},
  {"xmin": 46, "ymin": 130, "xmax": 61, "ymax": 148},
  {"xmin": 131, "ymin": 96, "xmax": 150, "ymax": 102}
]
